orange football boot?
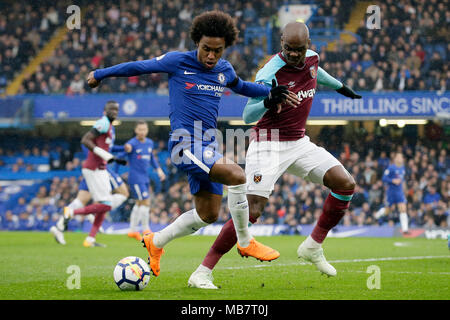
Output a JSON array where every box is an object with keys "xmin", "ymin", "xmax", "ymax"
[
  {"xmin": 141, "ymin": 232, "xmax": 164, "ymax": 276},
  {"xmin": 128, "ymin": 231, "xmax": 142, "ymax": 241},
  {"xmin": 237, "ymin": 238, "xmax": 280, "ymax": 262}
]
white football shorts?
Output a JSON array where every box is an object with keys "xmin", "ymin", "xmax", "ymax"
[
  {"xmin": 81, "ymin": 168, "xmax": 113, "ymax": 203},
  {"xmin": 245, "ymin": 135, "xmax": 343, "ymax": 198}
]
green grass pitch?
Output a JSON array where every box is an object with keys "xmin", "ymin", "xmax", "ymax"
[{"xmin": 0, "ymin": 231, "xmax": 448, "ymax": 300}]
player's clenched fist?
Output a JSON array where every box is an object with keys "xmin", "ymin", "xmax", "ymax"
[
  {"xmin": 264, "ymin": 79, "xmax": 300, "ymax": 113},
  {"xmin": 87, "ymin": 71, "xmax": 100, "ymax": 88}
]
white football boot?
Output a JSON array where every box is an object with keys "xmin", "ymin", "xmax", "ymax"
[
  {"xmin": 56, "ymin": 206, "xmax": 74, "ymax": 232},
  {"xmin": 49, "ymin": 226, "xmax": 66, "ymax": 245},
  {"xmin": 297, "ymin": 241, "xmax": 337, "ymax": 277},
  {"xmin": 188, "ymin": 270, "xmax": 218, "ymax": 289}
]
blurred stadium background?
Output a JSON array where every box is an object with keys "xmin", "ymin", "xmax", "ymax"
[{"xmin": 0, "ymin": 0, "xmax": 448, "ymax": 239}]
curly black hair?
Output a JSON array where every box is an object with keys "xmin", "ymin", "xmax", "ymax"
[{"xmin": 190, "ymin": 10, "xmax": 239, "ymax": 48}]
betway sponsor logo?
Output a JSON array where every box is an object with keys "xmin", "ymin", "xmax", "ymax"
[{"xmin": 297, "ymin": 88, "xmax": 316, "ymax": 101}]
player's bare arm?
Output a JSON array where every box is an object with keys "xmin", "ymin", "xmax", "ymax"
[
  {"xmin": 81, "ymin": 130, "xmax": 100, "ymax": 151},
  {"xmin": 124, "ymin": 143, "xmax": 133, "ymax": 153},
  {"xmin": 81, "ymin": 129, "xmax": 120, "ymax": 164},
  {"xmin": 157, "ymin": 168, "xmax": 166, "ymax": 181}
]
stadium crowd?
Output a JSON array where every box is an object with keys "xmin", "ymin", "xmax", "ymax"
[
  {"xmin": 0, "ymin": 1, "xmax": 72, "ymax": 94},
  {"xmin": 1, "ymin": 0, "xmax": 446, "ymax": 96},
  {"xmin": 0, "ymin": 121, "xmax": 448, "ymax": 232},
  {"xmin": 315, "ymin": 0, "xmax": 449, "ymax": 93}
]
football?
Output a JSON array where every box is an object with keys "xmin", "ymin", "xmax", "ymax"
[{"xmin": 113, "ymin": 256, "xmax": 151, "ymax": 291}]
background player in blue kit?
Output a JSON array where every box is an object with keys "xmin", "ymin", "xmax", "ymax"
[
  {"xmin": 87, "ymin": 10, "xmax": 299, "ymax": 277},
  {"xmin": 381, "ymin": 152, "xmax": 409, "ymax": 234},
  {"xmin": 125, "ymin": 121, "xmax": 165, "ymax": 241}
]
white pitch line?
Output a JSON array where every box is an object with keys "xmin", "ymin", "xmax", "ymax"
[
  {"xmin": 344, "ymin": 270, "xmax": 450, "ymax": 275},
  {"xmin": 219, "ymin": 255, "xmax": 450, "ymax": 270}
]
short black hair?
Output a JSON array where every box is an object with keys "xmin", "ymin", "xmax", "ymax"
[
  {"xmin": 135, "ymin": 120, "xmax": 147, "ymax": 128},
  {"xmin": 104, "ymin": 100, "xmax": 119, "ymax": 109},
  {"xmin": 190, "ymin": 10, "xmax": 239, "ymax": 48}
]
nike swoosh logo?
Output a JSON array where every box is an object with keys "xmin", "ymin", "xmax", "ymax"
[{"xmin": 184, "ymin": 70, "xmax": 196, "ymax": 75}]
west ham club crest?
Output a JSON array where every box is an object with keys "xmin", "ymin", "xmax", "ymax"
[{"xmin": 310, "ymin": 66, "xmax": 317, "ymax": 78}]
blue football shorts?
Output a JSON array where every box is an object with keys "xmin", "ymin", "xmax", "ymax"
[{"xmin": 168, "ymin": 138, "xmax": 223, "ymax": 195}]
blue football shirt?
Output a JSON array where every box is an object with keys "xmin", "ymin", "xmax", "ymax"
[
  {"xmin": 382, "ymin": 164, "xmax": 405, "ymax": 194},
  {"xmin": 126, "ymin": 137, "xmax": 159, "ymax": 184},
  {"xmin": 94, "ymin": 50, "xmax": 269, "ymax": 142}
]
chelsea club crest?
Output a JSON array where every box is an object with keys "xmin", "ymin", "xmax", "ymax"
[{"xmin": 218, "ymin": 73, "xmax": 226, "ymax": 85}]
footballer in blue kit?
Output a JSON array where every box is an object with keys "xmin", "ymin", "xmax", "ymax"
[
  {"xmin": 92, "ymin": 49, "xmax": 254, "ymax": 197},
  {"xmin": 88, "ymin": 11, "xmax": 299, "ymax": 277},
  {"xmin": 125, "ymin": 121, "xmax": 165, "ymax": 241},
  {"xmin": 381, "ymin": 152, "xmax": 409, "ymax": 234}
]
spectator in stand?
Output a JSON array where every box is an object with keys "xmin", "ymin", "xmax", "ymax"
[{"xmin": 423, "ymin": 184, "xmax": 441, "ymax": 210}]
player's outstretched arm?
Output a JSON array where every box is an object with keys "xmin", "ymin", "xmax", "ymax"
[
  {"xmin": 243, "ymin": 79, "xmax": 298, "ymax": 123},
  {"xmin": 227, "ymin": 76, "xmax": 270, "ymax": 97},
  {"xmin": 242, "ymin": 97, "xmax": 266, "ymax": 124},
  {"xmin": 124, "ymin": 143, "xmax": 133, "ymax": 153},
  {"xmin": 87, "ymin": 53, "xmax": 179, "ymax": 88},
  {"xmin": 228, "ymin": 77, "xmax": 299, "ymax": 106},
  {"xmin": 317, "ymin": 67, "xmax": 361, "ymax": 99},
  {"xmin": 87, "ymin": 60, "xmax": 156, "ymax": 88},
  {"xmin": 336, "ymin": 84, "xmax": 362, "ymax": 99},
  {"xmin": 111, "ymin": 145, "xmax": 125, "ymax": 153}
]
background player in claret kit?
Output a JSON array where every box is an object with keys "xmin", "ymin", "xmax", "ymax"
[
  {"xmin": 50, "ymin": 101, "xmax": 127, "ymax": 247},
  {"xmin": 378, "ymin": 152, "xmax": 410, "ymax": 234},
  {"xmin": 50, "ymin": 165, "xmax": 129, "ymax": 247},
  {"xmin": 86, "ymin": 11, "xmax": 300, "ymax": 277},
  {"xmin": 188, "ymin": 21, "xmax": 362, "ymax": 289},
  {"xmin": 125, "ymin": 121, "xmax": 166, "ymax": 241},
  {"xmin": 50, "ymin": 139, "xmax": 129, "ymax": 246}
]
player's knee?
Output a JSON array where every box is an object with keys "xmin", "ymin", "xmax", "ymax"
[
  {"xmin": 343, "ymin": 177, "xmax": 356, "ymax": 191},
  {"xmin": 200, "ymin": 211, "xmax": 218, "ymax": 224},
  {"xmin": 247, "ymin": 195, "xmax": 266, "ymax": 220},
  {"xmin": 249, "ymin": 207, "xmax": 262, "ymax": 220},
  {"xmin": 227, "ymin": 169, "xmax": 246, "ymax": 186}
]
